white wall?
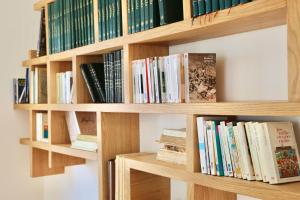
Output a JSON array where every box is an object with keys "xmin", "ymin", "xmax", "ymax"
[{"xmin": 0, "ymin": 0, "xmax": 43, "ymax": 199}]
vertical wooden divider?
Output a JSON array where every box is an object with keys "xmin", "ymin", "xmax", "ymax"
[
  {"xmin": 186, "ymin": 115, "xmax": 237, "ymax": 200},
  {"xmin": 287, "ymin": 0, "xmax": 300, "ymax": 101},
  {"xmin": 121, "ymin": 0, "xmax": 128, "ymax": 36},
  {"xmin": 93, "ymin": 0, "xmax": 99, "ymax": 44},
  {"xmin": 183, "ymin": 0, "xmax": 192, "ymax": 20},
  {"xmin": 97, "ymin": 112, "xmax": 140, "ymax": 200}
]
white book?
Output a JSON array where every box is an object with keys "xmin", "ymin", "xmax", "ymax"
[
  {"xmin": 141, "ymin": 60, "xmax": 148, "ymax": 103},
  {"xmin": 61, "ymin": 73, "xmax": 66, "ymax": 104},
  {"xmin": 56, "ymin": 73, "xmax": 60, "ymax": 103},
  {"xmin": 236, "ymin": 122, "xmax": 256, "ymax": 181},
  {"xmin": 65, "ymin": 111, "xmax": 81, "ymax": 143},
  {"xmin": 197, "ymin": 117, "xmax": 209, "ymax": 174},
  {"xmin": 218, "ymin": 124, "xmax": 228, "ymax": 176},
  {"xmin": 263, "ymin": 122, "xmax": 300, "ymax": 184},
  {"xmin": 147, "ymin": 58, "xmax": 155, "ymax": 103},
  {"xmin": 36, "ymin": 113, "xmax": 43, "ymax": 141},
  {"xmin": 34, "ymin": 68, "xmax": 39, "ymax": 104},
  {"xmin": 164, "ymin": 56, "xmax": 172, "ymax": 103},
  {"xmin": 65, "ymin": 71, "xmax": 72, "ymax": 104},
  {"xmin": 153, "ymin": 57, "xmax": 161, "ymax": 103},
  {"xmin": 220, "ymin": 121, "xmax": 234, "ymax": 177},
  {"xmin": 137, "ymin": 62, "xmax": 144, "ymax": 104},
  {"xmin": 162, "ymin": 128, "xmax": 186, "ymax": 138},
  {"xmin": 158, "ymin": 57, "xmax": 167, "ymax": 103},
  {"xmin": 206, "ymin": 121, "xmax": 216, "ymax": 175},
  {"xmin": 245, "ymin": 122, "xmax": 263, "ymax": 181},
  {"xmin": 254, "ymin": 122, "xmax": 270, "ymax": 182},
  {"xmin": 132, "ymin": 61, "xmax": 137, "ymax": 103},
  {"xmin": 233, "ymin": 126, "xmax": 244, "ymax": 179}
]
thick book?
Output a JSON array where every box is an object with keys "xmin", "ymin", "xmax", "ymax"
[
  {"xmin": 158, "ymin": 0, "xmax": 183, "ymax": 26},
  {"xmin": 198, "ymin": 0, "xmax": 206, "ymax": 16},
  {"xmin": 263, "ymin": 122, "xmax": 300, "ymax": 184},
  {"xmin": 231, "ymin": 0, "xmax": 240, "ymax": 7},
  {"xmin": 184, "ymin": 53, "xmax": 217, "ymax": 103},
  {"xmin": 37, "ymin": 9, "xmax": 47, "ymax": 57},
  {"xmin": 156, "ymin": 148, "xmax": 186, "ymax": 165}
]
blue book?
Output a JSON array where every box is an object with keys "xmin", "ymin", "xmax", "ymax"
[{"xmin": 205, "ymin": 0, "xmax": 212, "ymax": 13}]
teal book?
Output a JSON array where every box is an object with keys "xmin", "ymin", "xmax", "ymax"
[
  {"xmin": 224, "ymin": 0, "xmax": 231, "ymax": 8},
  {"xmin": 77, "ymin": 0, "xmax": 82, "ymax": 47},
  {"xmin": 219, "ymin": 0, "xmax": 225, "ymax": 10},
  {"xmin": 90, "ymin": 0, "xmax": 94, "ymax": 43},
  {"xmin": 69, "ymin": 0, "xmax": 74, "ymax": 49},
  {"xmin": 144, "ymin": 0, "xmax": 149, "ymax": 30},
  {"xmin": 135, "ymin": 0, "xmax": 141, "ymax": 32},
  {"xmin": 48, "ymin": 4, "xmax": 52, "ymax": 54},
  {"xmin": 240, "ymin": 0, "xmax": 250, "ymax": 3},
  {"xmin": 128, "ymin": 0, "xmax": 132, "ymax": 34},
  {"xmin": 98, "ymin": 0, "xmax": 102, "ymax": 41},
  {"xmin": 102, "ymin": 0, "xmax": 107, "ymax": 40},
  {"xmin": 112, "ymin": 0, "xmax": 116, "ymax": 38},
  {"xmin": 213, "ymin": 121, "xmax": 225, "ymax": 176},
  {"xmin": 198, "ymin": 0, "xmax": 206, "ymax": 16},
  {"xmin": 130, "ymin": 0, "xmax": 135, "ymax": 33},
  {"xmin": 105, "ymin": 0, "xmax": 110, "ymax": 39},
  {"xmin": 158, "ymin": 0, "xmax": 183, "ymax": 26},
  {"xmin": 86, "ymin": 0, "xmax": 91, "ymax": 44},
  {"xmin": 83, "ymin": 0, "xmax": 88, "ymax": 45},
  {"xmin": 116, "ymin": 0, "xmax": 122, "ymax": 37},
  {"xmin": 140, "ymin": 0, "xmax": 145, "ymax": 31},
  {"xmin": 192, "ymin": 0, "xmax": 199, "ymax": 17},
  {"xmin": 232, "ymin": 0, "xmax": 239, "ymax": 6},
  {"xmin": 149, "ymin": 0, "xmax": 159, "ymax": 29},
  {"xmin": 212, "ymin": 0, "xmax": 219, "ymax": 12},
  {"xmin": 205, "ymin": 0, "xmax": 212, "ymax": 14}
]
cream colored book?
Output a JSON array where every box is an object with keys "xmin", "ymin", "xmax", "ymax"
[{"xmin": 263, "ymin": 122, "xmax": 300, "ymax": 184}]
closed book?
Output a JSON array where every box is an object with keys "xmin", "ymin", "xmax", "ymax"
[
  {"xmin": 105, "ymin": 0, "xmax": 110, "ymax": 39},
  {"xmin": 184, "ymin": 53, "xmax": 216, "ymax": 103},
  {"xmin": 233, "ymin": 126, "xmax": 244, "ymax": 179},
  {"xmin": 77, "ymin": 134, "xmax": 97, "ymax": 143},
  {"xmin": 140, "ymin": 0, "xmax": 145, "ymax": 31},
  {"xmin": 217, "ymin": 125, "xmax": 228, "ymax": 176},
  {"xmin": 130, "ymin": 0, "xmax": 135, "ymax": 33},
  {"xmin": 116, "ymin": 0, "xmax": 122, "ymax": 37},
  {"xmin": 158, "ymin": 0, "xmax": 183, "ymax": 26},
  {"xmin": 149, "ymin": 0, "xmax": 159, "ymax": 29},
  {"xmin": 127, "ymin": 0, "xmax": 132, "ymax": 34},
  {"xmin": 198, "ymin": 0, "xmax": 206, "ymax": 15},
  {"xmin": 156, "ymin": 148, "xmax": 186, "ymax": 165},
  {"xmin": 240, "ymin": 0, "xmax": 250, "ymax": 3},
  {"xmin": 212, "ymin": 0, "xmax": 219, "ymax": 12},
  {"xmin": 206, "ymin": 121, "xmax": 217, "ymax": 175},
  {"xmin": 80, "ymin": 64, "xmax": 97, "ymax": 102},
  {"xmin": 157, "ymin": 135, "xmax": 186, "ymax": 147},
  {"xmin": 163, "ymin": 128, "xmax": 186, "ymax": 138},
  {"xmin": 220, "ymin": 121, "xmax": 233, "ymax": 176},
  {"xmin": 205, "ymin": 0, "xmax": 212, "ymax": 13},
  {"xmin": 17, "ymin": 79, "xmax": 26, "ymax": 104},
  {"xmin": 37, "ymin": 9, "xmax": 47, "ymax": 57},
  {"xmin": 88, "ymin": 64, "xmax": 106, "ymax": 103},
  {"xmin": 65, "ymin": 111, "xmax": 81, "ymax": 143},
  {"xmin": 90, "ymin": 0, "xmax": 95, "ymax": 42},
  {"xmin": 263, "ymin": 122, "xmax": 300, "ymax": 184},
  {"xmin": 36, "ymin": 68, "xmax": 47, "ymax": 104},
  {"xmin": 231, "ymin": 0, "xmax": 240, "ymax": 6},
  {"xmin": 135, "ymin": 0, "xmax": 141, "ymax": 32},
  {"xmin": 224, "ymin": 0, "xmax": 231, "ymax": 8},
  {"xmin": 212, "ymin": 121, "xmax": 224, "ymax": 176},
  {"xmin": 219, "ymin": 0, "xmax": 225, "ymax": 10},
  {"xmin": 144, "ymin": 0, "xmax": 150, "ymax": 29},
  {"xmin": 192, "ymin": 0, "xmax": 199, "ymax": 18}
]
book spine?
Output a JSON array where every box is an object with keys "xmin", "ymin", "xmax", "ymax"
[
  {"xmin": 110, "ymin": 53, "xmax": 115, "ymax": 102},
  {"xmin": 80, "ymin": 65, "xmax": 97, "ymax": 102},
  {"xmin": 86, "ymin": 0, "xmax": 91, "ymax": 44},
  {"xmin": 87, "ymin": 65, "xmax": 106, "ymax": 103},
  {"xmin": 219, "ymin": 0, "xmax": 225, "ymax": 10},
  {"xmin": 240, "ymin": 0, "xmax": 250, "ymax": 3},
  {"xmin": 213, "ymin": 121, "xmax": 224, "ymax": 176},
  {"xmin": 128, "ymin": 0, "xmax": 132, "ymax": 34},
  {"xmin": 158, "ymin": 0, "xmax": 165, "ymax": 25},
  {"xmin": 144, "ymin": 0, "xmax": 149, "ymax": 30},
  {"xmin": 105, "ymin": 0, "xmax": 110, "ymax": 39},
  {"xmin": 233, "ymin": 125, "xmax": 244, "ymax": 179},
  {"xmin": 90, "ymin": 0, "xmax": 95, "ymax": 43},
  {"xmin": 232, "ymin": 0, "xmax": 240, "ymax": 7},
  {"xmin": 192, "ymin": 0, "xmax": 199, "ymax": 18},
  {"xmin": 206, "ymin": 121, "xmax": 216, "ymax": 175},
  {"xmin": 205, "ymin": 0, "xmax": 212, "ymax": 13},
  {"xmin": 197, "ymin": 117, "xmax": 208, "ymax": 174},
  {"xmin": 112, "ymin": 0, "xmax": 116, "ymax": 38},
  {"xmin": 212, "ymin": 0, "xmax": 219, "ymax": 12},
  {"xmin": 224, "ymin": 0, "xmax": 232, "ymax": 8},
  {"xmin": 104, "ymin": 54, "xmax": 109, "ymax": 103},
  {"xmin": 116, "ymin": 0, "xmax": 122, "ymax": 37},
  {"xmin": 48, "ymin": 4, "xmax": 52, "ymax": 54},
  {"xmin": 140, "ymin": 0, "xmax": 145, "ymax": 31},
  {"xmin": 135, "ymin": 0, "xmax": 141, "ymax": 32},
  {"xmin": 130, "ymin": 0, "xmax": 135, "ymax": 33}
]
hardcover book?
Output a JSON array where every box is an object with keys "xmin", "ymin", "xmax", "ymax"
[{"xmin": 184, "ymin": 53, "xmax": 217, "ymax": 103}]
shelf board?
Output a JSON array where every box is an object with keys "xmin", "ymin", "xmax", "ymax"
[
  {"xmin": 34, "ymin": 0, "xmax": 54, "ymax": 11},
  {"xmin": 20, "ymin": 138, "xmax": 98, "ymax": 160},
  {"xmin": 14, "ymin": 101, "xmax": 300, "ymax": 116},
  {"xmin": 121, "ymin": 153, "xmax": 300, "ymax": 200},
  {"xmin": 22, "ymin": 56, "xmax": 48, "ymax": 67},
  {"xmin": 27, "ymin": 0, "xmax": 286, "ymax": 64}
]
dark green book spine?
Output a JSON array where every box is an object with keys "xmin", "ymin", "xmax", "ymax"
[
  {"xmin": 198, "ymin": 0, "xmax": 206, "ymax": 15},
  {"xmin": 105, "ymin": 0, "xmax": 110, "ymax": 39},
  {"xmin": 224, "ymin": 0, "xmax": 231, "ymax": 8},
  {"xmin": 113, "ymin": 0, "xmax": 117, "ymax": 38},
  {"xmin": 48, "ymin": 4, "xmax": 52, "ymax": 54},
  {"xmin": 152, "ymin": 0, "xmax": 159, "ymax": 28},
  {"xmin": 219, "ymin": 0, "xmax": 225, "ymax": 10},
  {"xmin": 130, "ymin": 0, "xmax": 135, "ymax": 33},
  {"xmin": 109, "ymin": 0, "xmax": 113, "ymax": 38},
  {"xmin": 54, "ymin": 1, "xmax": 58, "ymax": 53},
  {"xmin": 104, "ymin": 54, "xmax": 109, "ymax": 102},
  {"xmin": 149, "ymin": 0, "xmax": 153, "ymax": 28},
  {"xmin": 98, "ymin": 0, "xmax": 102, "ymax": 41},
  {"xmin": 67, "ymin": 0, "xmax": 71, "ymax": 50},
  {"xmin": 86, "ymin": 0, "xmax": 91, "ymax": 44},
  {"xmin": 61, "ymin": 0, "xmax": 65, "ymax": 51},
  {"xmin": 140, "ymin": 0, "xmax": 145, "ymax": 31},
  {"xmin": 116, "ymin": 0, "xmax": 122, "ymax": 37},
  {"xmin": 232, "ymin": 0, "xmax": 240, "ymax": 6},
  {"xmin": 205, "ymin": 0, "xmax": 212, "ymax": 13},
  {"xmin": 212, "ymin": 0, "xmax": 219, "ymax": 12},
  {"xmin": 240, "ymin": 0, "xmax": 250, "ymax": 3},
  {"xmin": 80, "ymin": 0, "xmax": 85, "ymax": 46},
  {"xmin": 71, "ymin": 0, "xmax": 76, "ymax": 48},
  {"xmin": 135, "ymin": 0, "xmax": 141, "ymax": 32},
  {"xmin": 144, "ymin": 0, "xmax": 149, "ymax": 30},
  {"xmin": 128, "ymin": 0, "xmax": 132, "ymax": 34},
  {"xmin": 158, "ymin": 0, "xmax": 165, "ymax": 25},
  {"xmin": 192, "ymin": 0, "xmax": 199, "ymax": 17},
  {"xmin": 74, "ymin": 0, "xmax": 79, "ymax": 47},
  {"xmin": 78, "ymin": 0, "xmax": 82, "ymax": 46},
  {"xmin": 90, "ymin": 0, "xmax": 94, "ymax": 43},
  {"xmin": 102, "ymin": 0, "xmax": 107, "ymax": 40},
  {"xmin": 83, "ymin": 0, "xmax": 88, "ymax": 45}
]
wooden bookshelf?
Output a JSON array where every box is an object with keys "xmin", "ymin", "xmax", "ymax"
[{"xmin": 17, "ymin": 0, "xmax": 300, "ymax": 199}]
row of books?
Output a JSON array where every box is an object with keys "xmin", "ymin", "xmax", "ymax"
[
  {"xmin": 48, "ymin": 0, "xmax": 95, "ymax": 54},
  {"xmin": 128, "ymin": 0, "xmax": 183, "ymax": 34},
  {"xmin": 197, "ymin": 117, "xmax": 300, "ymax": 184},
  {"xmin": 98, "ymin": 0, "xmax": 123, "ymax": 41},
  {"xmin": 132, "ymin": 53, "xmax": 216, "ymax": 104},
  {"xmin": 80, "ymin": 50, "xmax": 124, "ymax": 103},
  {"xmin": 56, "ymin": 71, "xmax": 74, "ymax": 104},
  {"xmin": 156, "ymin": 128, "xmax": 187, "ymax": 165},
  {"xmin": 192, "ymin": 0, "xmax": 252, "ymax": 17},
  {"xmin": 36, "ymin": 113, "xmax": 48, "ymax": 143}
]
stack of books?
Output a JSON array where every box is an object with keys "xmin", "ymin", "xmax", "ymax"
[
  {"xmin": 36, "ymin": 113, "xmax": 48, "ymax": 143},
  {"xmin": 132, "ymin": 53, "xmax": 216, "ymax": 104},
  {"xmin": 80, "ymin": 50, "xmax": 124, "ymax": 103},
  {"xmin": 71, "ymin": 134, "xmax": 97, "ymax": 152},
  {"xmin": 156, "ymin": 128, "xmax": 186, "ymax": 165},
  {"xmin": 197, "ymin": 117, "xmax": 300, "ymax": 184},
  {"xmin": 127, "ymin": 0, "xmax": 183, "ymax": 34},
  {"xmin": 56, "ymin": 71, "xmax": 73, "ymax": 104},
  {"xmin": 98, "ymin": 0, "xmax": 123, "ymax": 41},
  {"xmin": 48, "ymin": 0, "xmax": 95, "ymax": 54},
  {"xmin": 192, "ymin": 0, "xmax": 252, "ymax": 17}
]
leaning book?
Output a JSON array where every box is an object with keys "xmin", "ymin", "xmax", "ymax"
[{"xmin": 263, "ymin": 122, "xmax": 300, "ymax": 184}]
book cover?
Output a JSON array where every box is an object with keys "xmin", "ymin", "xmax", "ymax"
[
  {"xmin": 158, "ymin": 0, "xmax": 183, "ymax": 26},
  {"xmin": 206, "ymin": 121, "xmax": 217, "ymax": 175},
  {"xmin": 212, "ymin": 0, "xmax": 219, "ymax": 12},
  {"xmin": 217, "ymin": 124, "xmax": 228, "ymax": 176},
  {"xmin": 36, "ymin": 68, "xmax": 47, "ymax": 104},
  {"xmin": 205, "ymin": 0, "xmax": 212, "ymax": 13},
  {"xmin": 192, "ymin": 0, "xmax": 199, "ymax": 18},
  {"xmin": 37, "ymin": 9, "xmax": 47, "ymax": 57},
  {"xmin": 65, "ymin": 111, "xmax": 81, "ymax": 143},
  {"xmin": 263, "ymin": 122, "xmax": 300, "ymax": 184},
  {"xmin": 232, "ymin": 0, "xmax": 240, "ymax": 7},
  {"xmin": 224, "ymin": 0, "xmax": 231, "ymax": 8},
  {"xmin": 220, "ymin": 121, "xmax": 233, "ymax": 176},
  {"xmin": 219, "ymin": 0, "xmax": 225, "ymax": 10},
  {"xmin": 184, "ymin": 53, "xmax": 217, "ymax": 103},
  {"xmin": 198, "ymin": 0, "xmax": 206, "ymax": 15},
  {"xmin": 212, "ymin": 121, "xmax": 224, "ymax": 176}
]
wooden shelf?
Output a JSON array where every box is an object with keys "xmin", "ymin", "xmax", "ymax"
[
  {"xmin": 14, "ymin": 101, "xmax": 300, "ymax": 116},
  {"xmin": 119, "ymin": 153, "xmax": 300, "ymax": 200},
  {"xmin": 20, "ymin": 138, "xmax": 98, "ymax": 160},
  {"xmin": 25, "ymin": 0, "xmax": 286, "ymax": 66},
  {"xmin": 34, "ymin": 0, "xmax": 54, "ymax": 11}
]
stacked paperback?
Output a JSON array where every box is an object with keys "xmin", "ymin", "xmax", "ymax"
[
  {"xmin": 48, "ymin": 0, "xmax": 95, "ymax": 54},
  {"xmin": 56, "ymin": 71, "xmax": 73, "ymax": 104},
  {"xmin": 98, "ymin": 0, "xmax": 123, "ymax": 41},
  {"xmin": 192, "ymin": 0, "xmax": 252, "ymax": 17},
  {"xmin": 65, "ymin": 111, "xmax": 98, "ymax": 152},
  {"xmin": 127, "ymin": 0, "xmax": 183, "ymax": 34},
  {"xmin": 36, "ymin": 113, "xmax": 48, "ymax": 143},
  {"xmin": 132, "ymin": 53, "xmax": 216, "ymax": 104},
  {"xmin": 197, "ymin": 117, "xmax": 300, "ymax": 184},
  {"xmin": 81, "ymin": 50, "xmax": 123, "ymax": 103},
  {"xmin": 156, "ymin": 128, "xmax": 187, "ymax": 165}
]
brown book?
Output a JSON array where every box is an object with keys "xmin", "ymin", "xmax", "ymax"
[
  {"xmin": 76, "ymin": 112, "xmax": 97, "ymax": 135},
  {"xmin": 37, "ymin": 68, "xmax": 47, "ymax": 103},
  {"xmin": 184, "ymin": 53, "xmax": 217, "ymax": 103}
]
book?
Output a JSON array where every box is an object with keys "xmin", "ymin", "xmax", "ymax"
[
  {"xmin": 37, "ymin": 9, "xmax": 47, "ymax": 57},
  {"xmin": 158, "ymin": 0, "xmax": 183, "ymax": 26},
  {"xmin": 156, "ymin": 148, "xmax": 186, "ymax": 165},
  {"xmin": 198, "ymin": 0, "xmax": 206, "ymax": 16},
  {"xmin": 65, "ymin": 111, "xmax": 81, "ymax": 143},
  {"xmin": 263, "ymin": 122, "xmax": 300, "ymax": 184},
  {"xmin": 157, "ymin": 134, "xmax": 185, "ymax": 147},
  {"xmin": 36, "ymin": 113, "xmax": 48, "ymax": 143},
  {"xmin": 232, "ymin": 0, "xmax": 240, "ymax": 7},
  {"xmin": 219, "ymin": 0, "xmax": 225, "ymax": 10},
  {"xmin": 184, "ymin": 53, "xmax": 217, "ymax": 103},
  {"xmin": 162, "ymin": 128, "xmax": 186, "ymax": 138},
  {"xmin": 212, "ymin": 121, "xmax": 224, "ymax": 176},
  {"xmin": 212, "ymin": 0, "xmax": 219, "ymax": 12},
  {"xmin": 192, "ymin": 0, "xmax": 199, "ymax": 18},
  {"xmin": 224, "ymin": 0, "xmax": 231, "ymax": 8},
  {"xmin": 35, "ymin": 68, "xmax": 48, "ymax": 104},
  {"xmin": 220, "ymin": 121, "xmax": 234, "ymax": 176},
  {"xmin": 205, "ymin": 0, "xmax": 212, "ymax": 13}
]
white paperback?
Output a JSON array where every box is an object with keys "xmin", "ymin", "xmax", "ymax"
[
  {"xmin": 65, "ymin": 111, "xmax": 81, "ymax": 143},
  {"xmin": 220, "ymin": 121, "xmax": 234, "ymax": 177},
  {"xmin": 206, "ymin": 121, "xmax": 217, "ymax": 175},
  {"xmin": 233, "ymin": 126, "xmax": 244, "ymax": 179}
]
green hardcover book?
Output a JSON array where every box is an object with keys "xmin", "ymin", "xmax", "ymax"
[
  {"xmin": 240, "ymin": 0, "xmax": 250, "ymax": 3},
  {"xmin": 82, "ymin": 0, "xmax": 88, "ymax": 45},
  {"xmin": 224, "ymin": 0, "xmax": 231, "ymax": 8},
  {"xmin": 149, "ymin": 0, "xmax": 159, "ymax": 29},
  {"xmin": 219, "ymin": 0, "xmax": 225, "ymax": 10},
  {"xmin": 116, "ymin": 0, "xmax": 122, "ymax": 37},
  {"xmin": 61, "ymin": 0, "xmax": 65, "ymax": 51},
  {"xmin": 57, "ymin": 0, "xmax": 61, "ymax": 52},
  {"xmin": 69, "ymin": 0, "xmax": 74, "ymax": 49},
  {"xmin": 86, "ymin": 0, "xmax": 91, "ymax": 44},
  {"xmin": 128, "ymin": 0, "xmax": 132, "ymax": 34},
  {"xmin": 144, "ymin": 0, "xmax": 149, "ymax": 30},
  {"xmin": 77, "ymin": 0, "xmax": 82, "ymax": 46},
  {"xmin": 89, "ymin": 0, "xmax": 94, "ymax": 43},
  {"xmin": 198, "ymin": 0, "xmax": 206, "ymax": 15},
  {"xmin": 192, "ymin": 0, "xmax": 199, "ymax": 18},
  {"xmin": 212, "ymin": 0, "xmax": 219, "ymax": 12},
  {"xmin": 80, "ymin": 0, "xmax": 86, "ymax": 46},
  {"xmin": 66, "ymin": 0, "xmax": 71, "ymax": 50},
  {"xmin": 232, "ymin": 0, "xmax": 240, "ymax": 6},
  {"xmin": 158, "ymin": 0, "xmax": 183, "ymax": 26},
  {"xmin": 105, "ymin": 0, "xmax": 110, "ymax": 39},
  {"xmin": 113, "ymin": 0, "xmax": 117, "ymax": 38},
  {"xmin": 140, "ymin": 0, "xmax": 145, "ymax": 31},
  {"xmin": 205, "ymin": 0, "xmax": 212, "ymax": 14},
  {"xmin": 135, "ymin": 0, "xmax": 141, "ymax": 32},
  {"xmin": 74, "ymin": 0, "xmax": 79, "ymax": 47},
  {"xmin": 48, "ymin": 4, "xmax": 52, "ymax": 54},
  {"xmin": 100, "ymin": 0, "xmax": 106, "ymax": 41},
  {"xmin": 98, "ymin": 0, "xmax": 102, "ymax": 41},
  {"xmin": 130, "ymin": 0, "xmax": 135, "ymax": 33},
  {"xmin": 53, "ymin": 2, "xmax": 56, "ymax": 53},
  {"xmin": 109, "ymin": 0, "xmax": 113, "ymax": 38},
  {"xmin": 54, "ymin": 1, "xmax": 58, "ymax": 53}
]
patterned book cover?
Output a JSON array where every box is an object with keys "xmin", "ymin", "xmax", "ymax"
[
  {"xmin": 184, "ymin": 53, "xmax": 216, "ymax": 103},
  {"xmin": 264, "ymin": 122, "xmax": 300, "ymax": 184}
]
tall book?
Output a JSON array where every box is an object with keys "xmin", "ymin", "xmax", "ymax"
[
  {"xmin": 37, "ymin": 9, "xmax": 47, "ymax": 57},
  {"xmin": 158, "ymin": 0, "xmax": 183, "ymax": 26},
  {"xmin": 35, "ymin": 68, "xmax": 48, "ymax": 104}
]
